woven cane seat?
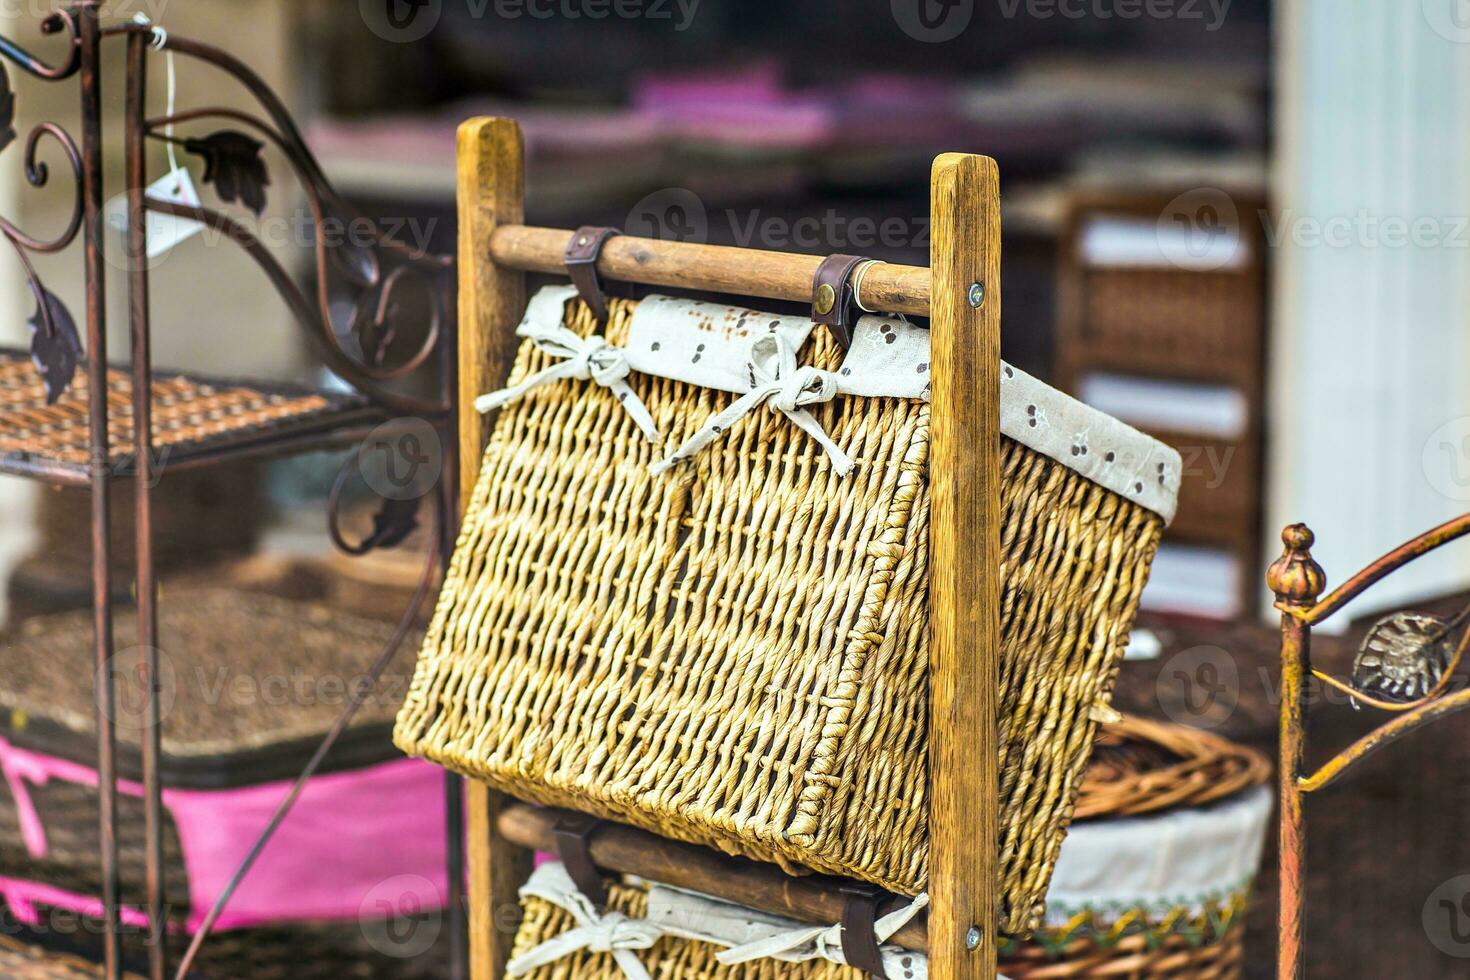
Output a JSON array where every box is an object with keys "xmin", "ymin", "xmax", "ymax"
[
  {"xmin": 0, "ymin": 588, "xmax": 424, "ymax": 783},
  {"xmin": 0, "ymin": 349, "xmax": 377, "ymax": 481}
]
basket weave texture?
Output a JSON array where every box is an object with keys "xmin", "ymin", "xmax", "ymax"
[
  {"xmin": 507, "ymin": 717, "xmax": 1267, "ymax": 980},
  {"xmin": 0, "ymin": 588, "xmax": 419, "ymax": 762},
  {"xmin": 395, "ymin": 297, "xmax": 1165, "ymax": 934},
  {"xmin": 1073, "ymin": 715, "xmax": 1270, "ymax": 820},
  {"xmin": 510, "ymin": 882, "xmax": 1246, "ymax": 980}
]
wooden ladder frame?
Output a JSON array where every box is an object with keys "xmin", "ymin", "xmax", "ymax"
[{"xmin": 454, "ymin": 116, "xmax": 1002, "ymax": 980}]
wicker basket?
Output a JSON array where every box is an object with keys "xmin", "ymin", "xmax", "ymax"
[
  {"xmin": 0, "ymin": 589, "xmax": 441, "ymax": 978},
  {"xmin": 506, "ymin": 717, "xmax": 1270, "ymax": 980},
  {"xmin": 396, "ymin": 292, "xmax": 1180, "ymax": 935}
]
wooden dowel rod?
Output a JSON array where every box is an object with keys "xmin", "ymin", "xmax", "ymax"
[
  {"xmin": 496, "ymin": 802, "xmax": 930, "ymax": 955},
  {"xmin": 488, "ymin": 225, "xmax": 932, "ymax": 317}
]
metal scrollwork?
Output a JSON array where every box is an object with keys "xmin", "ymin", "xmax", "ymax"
[
  {"xmin": 0, "ymin": 60, "xmax": 86, "ymax": 403},
  {"xmin": 128, "ymin": 29, "xmax": 452, "ymax": 416},
  {"xmin": 0, "ymin": 9, "xmax": 82, "ymax": 81},
  {"xmin": 325, "ymin": 450, "xmax": 424, "ymax": 557}
]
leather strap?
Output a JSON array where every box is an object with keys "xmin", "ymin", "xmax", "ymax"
[
  {"xmin": 553, "ymin": 812, "xmax": 609, "ymax": 908},
  {"xmin": 564, "ymin": 225, "xmax": 622, "ymax": 322},
  {"xmin": 810, "ymin": 253, "xmax": 873, "ymax": 350},
  {"xmin": 839, "ymin": 883, "xmax": 888, "ymax": 978}
]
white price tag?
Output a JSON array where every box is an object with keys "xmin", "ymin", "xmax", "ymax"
[{"xmin": 105, "ymin": 168, "xmax": 205, "ymax": 259}]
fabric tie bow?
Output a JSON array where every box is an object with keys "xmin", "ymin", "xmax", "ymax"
[
  {"xmin": 475, "ymin": 325, "xmax": 660, "ymax": 443},
  {"xmin": 651, "ymin": 332, "xmax": 852, "ymax": 476},
  {"xmin": 506, "ymin": 866, "xmax": 663, "ymax": 980}
]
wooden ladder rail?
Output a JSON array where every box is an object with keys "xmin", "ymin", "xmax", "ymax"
[{"xmin": 456, "ymin": 115, "xmax": 1001, "ymax": 980}]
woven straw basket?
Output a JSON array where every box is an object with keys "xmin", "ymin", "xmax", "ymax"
[
  {"xmin": 0, "ymin": 590, "xmax": 437, "ymax": 979},
  {"xmin": 396, "ymin": 294, "xmax": 1177, "ymax": 935},
  {"xmin": 506, "ymin": 717, "xmax": 1271, "ymax": 980}
]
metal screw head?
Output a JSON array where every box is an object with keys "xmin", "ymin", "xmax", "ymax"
[
  {"xmin": 967, "ymin": 282, "xmax": 985, "ymax": 308},
  {"xmin": 965, "ymin": 925, "xmax": 982, "ymax": 950},
  {"xmin": 814, "ymin": 282, "xmax": 837, "ymax": 316}
]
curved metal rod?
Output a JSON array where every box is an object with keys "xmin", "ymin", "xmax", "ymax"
[
  {"xmin": 145, "ymin": 106, "xmax": 442, "ymax": 382},
  {"xmin": 326, "ymin": 457, "xmax": 373, "ymax": 556},
  {"xmin": 107, "ymin": 24, "xmax": 450, "ymax": 273},
  {"xmin": 0, "ymin": 9, "xmax": 81, "ymax": 80},
  {"xmin": 362, "ymin": 264, "xmax": 443, "ymax": 377},
  {"xmin": 149, "ymin": 107, "xmax": 448, "ymax": 272},
  {"xmin": 1296, "ymin": 512, "xmax": 1470, "ymax": 625},
  {"xmin": 0, "ymin": 122, "xmax": 84, "ymax": 253},
  {"xmin": 150, "ymin": 107, "xmax": 381, "ymax": 290},
  {"xmin": 148, "ymin": 107, "xmax": 438, "ymax": 382},
  {"xmin": 1300, "ymin": 683, "xmax": 1470, "ymax": 793},
  {"xmin": 145, "ymin": 198, "xmax": 448, "ymax": 416},
  {"xmin": 172, "ymin": 510, "xmax": 443, "ymax": 980}
]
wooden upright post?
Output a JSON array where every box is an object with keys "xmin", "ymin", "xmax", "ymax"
[
  {"xmin": 456, "ymin": 117, "xmax": 533, "ymax": 980},
  {"xmin": 927, "ymin": 153, "xmax": 1001, "ymax": 979}
]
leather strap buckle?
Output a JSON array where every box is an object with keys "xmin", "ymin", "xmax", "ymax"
[
  {"xmin": 564, "ymin": 225, "xmax": 622, "ymax": 322},
  {"xmin": 838, "ymin": 882, "xmax": 889, "ymax": 979},
  {"xmin": 553, "ymin": 812, "xmax": 609, "ymax": 908},
  {"xmin": 811, "ymin": 253, "xmax": 876, "ymax": 351}
]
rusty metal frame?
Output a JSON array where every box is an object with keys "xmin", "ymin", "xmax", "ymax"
[
  {"xmin": 1270, "ymin": 514, "xmax": 1470, "ymax": 979},
  {"xmin": 0, "ymin": 5, "xmax": 464, "ymax": 980}
]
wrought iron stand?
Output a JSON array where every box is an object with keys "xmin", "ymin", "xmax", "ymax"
[
  {"xmin": 1271, "ymin": 516, "xmax": 1470, "ymax": 978},
  {"xmin": 0, "ymin": 4, "xmax": 461, "ymax": 978}
]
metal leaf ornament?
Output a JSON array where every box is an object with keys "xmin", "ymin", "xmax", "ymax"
[
  {"xmin": 27, "ymin": 287, "xmax": 81, "ymax": 404},
  {"xmin": 1351, "ymin": 611, "xmax": 1453, "ymax": 706},
  {"xmin": 0, "ymin": 66, "xmax": 16, "ymax": 156},
  {"xmin": 358, "ymin": 495, "xmax": 420, "ymax": 553},
  {"xmin": 184, "ymin": 130, "xmax": 270, "ymax": 216}
]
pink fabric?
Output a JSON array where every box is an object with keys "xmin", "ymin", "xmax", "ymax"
[
  {"xmin": 0, "ymin": 877, "xmax": 152, "ymax": 929},
  {"xmin": 0, "ymin": 736, "xmax": 447, "ymax": 933}
]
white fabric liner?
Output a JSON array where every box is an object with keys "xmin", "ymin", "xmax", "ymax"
[
  {"xmin": 512, "ymin": 788, "xmax": 1268, "ymax": 978},
  {"xmin": 1042, "ymin": 785, "xmax": 1271, "ymax": 925},
  {"xmin": 492, "ymin": 286, "xmax": 1181, "ymax": 525}
]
